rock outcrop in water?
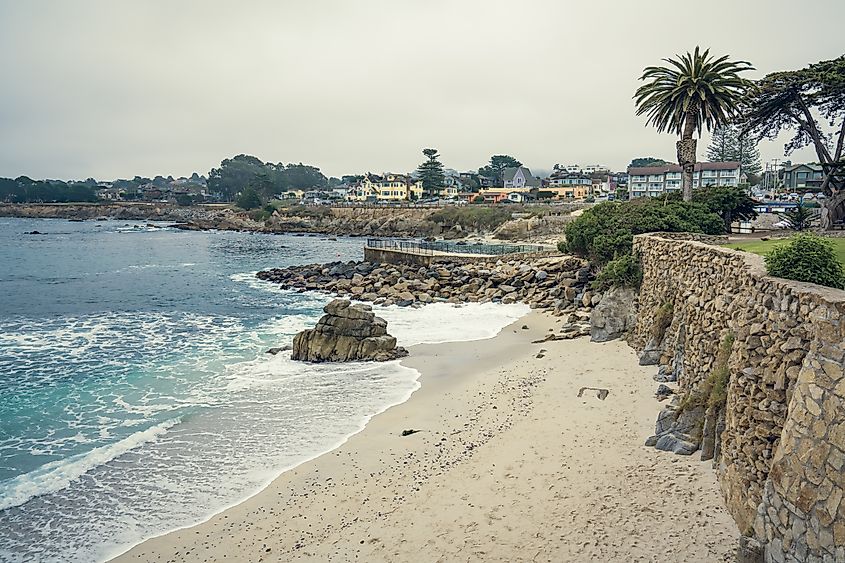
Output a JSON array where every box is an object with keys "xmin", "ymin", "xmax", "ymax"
[{"xmin": 291, "ymin": 299, "xmax": 407, "ymax": 362}]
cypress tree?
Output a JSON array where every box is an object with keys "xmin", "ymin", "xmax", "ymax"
[{"xmin": 416, "ymin": 148, "xmax": 445, "ymax": 198}]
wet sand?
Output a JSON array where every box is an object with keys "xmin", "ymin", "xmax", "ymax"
[{"xmin": 112, "ymin": 312, "xmax": 738, "ymax": 562}]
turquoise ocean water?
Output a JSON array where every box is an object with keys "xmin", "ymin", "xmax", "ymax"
[{"xmin": 0, "ymin": 218, "xmax": 527, "ymax": 562}]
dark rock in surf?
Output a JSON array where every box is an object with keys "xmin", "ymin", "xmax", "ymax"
[{"xmin": 291, "ymin": 299, "xmax": 407, "ymax": 362}]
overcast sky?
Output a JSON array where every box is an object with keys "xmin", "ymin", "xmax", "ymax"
[{"xmin": 1, "ymin": 0, "xmax": 842, "ymax": 180}]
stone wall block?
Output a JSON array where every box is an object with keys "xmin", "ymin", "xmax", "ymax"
[{"xmin": 632, "ymin": 233, "xmax": 845, "ymax": 563}]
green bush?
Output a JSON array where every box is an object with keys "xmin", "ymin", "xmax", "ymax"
[
  {"xmin": 428, "ymin": 206, "xmax": 512, "ymax": 231},
  {"xmin": 593, "ymin": 252, "xmax": 643, "ymax": 290},
  {"xmin": 677, "ymin": 330, "xmax": 735, "ymax": 416},
  {"xmin": 562, "ymin": 198, "xmax": 724, "ymax": 265},
  {"xmin": 249, "ymin": 209, "xmax": 272, "ymax": 222},
  {"xmin": 707, "ymin": 331, "xmax": 735, "ymax": 409},
  {"xmin": 692, "ymin": 186, "xmax": 758, "ymax": 232},
  {"xmin": 235, "ymin": 186, "xmax": 262, "ymax": 210},
  {"xmin": 283, "ymin": 205, "xmax": 332, "ymax": 219},
  {"xmin": 765, "ymin": 233, "xmax": 845, "ymax": 289},
  {"xmin": 776, "ymin": 203, "xmax": 818, "ymax": 231}
]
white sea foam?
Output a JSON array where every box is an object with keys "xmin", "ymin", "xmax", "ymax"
[
  {"xmin": 1, "ymin": 267, "xmax": 532, "ymax": 562},
  {"xmin": 374, "ymin": 301, "xmax": 529, "ymax": 346},
  {"xmin": 0, "ymin": 418, "xmax": 180, "ymax": 512}
]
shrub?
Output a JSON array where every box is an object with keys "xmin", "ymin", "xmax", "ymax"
[
  {"xmin": 249, "ymin": 209, "xmax": 272, "ymax": 222},
  {"xmin": 235, "ymin": 187, "xmax": 262, "ymax": 210},
  {"xmin": 562, "ymin": 198, "xmax": 724, "ymax": 265},
  {"xmin": 428, "ymin": 206, "xmax": 512, "ymax": 231},
  {"xmin": 777, "ymin": 203, "xmax": 818, "ymax": 231},
  {"xmin": 592, "ymin": 252, "xmax": 643, "ymax": 290},
  {"xmin": 677, "ymin": 331, "xmax": 735, "ymax": 416},
  {"xmin": 765, "ymin": 233, "xmax": 845, "ymax": 289},
  {"xmin": 283, "ymin": 205, "xmax": 332, "ymax": 219},
  {"xmin": 692, "ymin": 186, "xmax": 758, "ymax": 233},
  {"xmin": 706, "ymin": 331, "xmax": 735, "ymax": 409}
]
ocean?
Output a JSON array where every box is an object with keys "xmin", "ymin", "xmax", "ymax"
[{"xmin": 0, "ymin": 217, "xmax": 528, "ymax": 562}]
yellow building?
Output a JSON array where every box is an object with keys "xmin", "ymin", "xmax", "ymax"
[
  {"xmin": 346, "ymin": 184, "xmax": 376, "ymax": 201},
  {"xmin": 440, "ymin": 186, "xmax": 458, "ymax": 198},
  {"xmin": 545, "ymin": 184, "xmax": 593, "ymax": 200},
  {"xmin": 352, "ymin": 173, "xmax": 423, "ymax": 202}
]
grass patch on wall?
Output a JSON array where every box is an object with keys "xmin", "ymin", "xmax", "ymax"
[
  {"xmin": 651, "ymin": 301, "xmax": 674, "ymax": 342},
  {"xmin": 724, "ymin": 238, "xmax": 845, "ymax": 267},
  {"xmin": 676, "ymin": 331, "xmax": 735, "ymax": 416}
]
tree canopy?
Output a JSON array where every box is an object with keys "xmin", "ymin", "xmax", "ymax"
[
  {"xmin": 741, "ymin": 55, "xmax": 845, "ymax": 198},
  {"xmin": 629, "ymin": 157, "xmax": 669, "ymax": 168},
  {"xmin": 416, "ymin": 148, "xmax": 445, "ymax": 197},
  {"xmin": 207, "ymin": 154, "xmax": 328, "ymax": 200},
  {"xmin": 478, "ymin": 155, "xmax": 522, "ymax": 186},
  {"xmin": 0, "ymin": 176, "xmax": 98, "ymax": 203},
  {"xmin": 235, "ymin": 186, "xmax": 262, "ymax": 210},
  {"xmin": 706, "ymin": 125, "xmax": 762, "ymax": 177},
  {"xmin": 634, "ymin": 47, "xmax": 755, "ymax": 200},
  {"xmin": 691, "ymin": 185, "xmax": 758, "ymax": 232}
]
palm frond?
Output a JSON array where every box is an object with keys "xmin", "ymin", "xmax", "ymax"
[{"xmin": 634, "ymin": 47, "xmax": 755, "ymax": 136}]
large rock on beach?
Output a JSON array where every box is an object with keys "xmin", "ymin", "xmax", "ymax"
[
  {"xmin": 291, "ymin": 299, "xmax": 408, "ymax": 362},
  {"xmin": 590, "ymin": 286, "xmax": 638, "ymax": 342}
]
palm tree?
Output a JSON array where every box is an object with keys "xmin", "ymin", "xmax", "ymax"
[{"xmin": 634, "ymin": 47, "xmax": 755, "ymax": 201}]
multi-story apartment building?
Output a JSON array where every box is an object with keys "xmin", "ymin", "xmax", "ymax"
[
  {"xmin": 548, "ymin": 173, "xmax": 591, "ymax": 187},
  {"xmin": 627, "ymin": 162, "xmax": 741, "ymax": 198},
  {"xmin": 781, "ymin": 163, "xmax": 824, "ymax": 190}
]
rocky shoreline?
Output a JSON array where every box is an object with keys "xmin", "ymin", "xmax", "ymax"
[
  {"xmin": 257, "ymin": 254, "xmax": 605, "ymax": 339},
  {"xmin": 0, "ymin": 203, "xmax": 577, "ymax": 241}
]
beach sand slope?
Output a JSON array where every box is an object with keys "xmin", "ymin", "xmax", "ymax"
[{"xmin": 113, "ymin": 312, "xmax": 737, "ymax": 563}]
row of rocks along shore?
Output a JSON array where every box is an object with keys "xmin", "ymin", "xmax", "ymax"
[{"xmin": 256, "ymin": 254, "xmax": 605, "ymax": 340}]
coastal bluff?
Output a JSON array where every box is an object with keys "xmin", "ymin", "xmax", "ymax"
[
  {"xmin": 629, "ymin": 233, "xmax": 845, "ymax": 563},
  {"xmin": 291, "ymin": 299, "xmax": 407, "ymax": 362}
]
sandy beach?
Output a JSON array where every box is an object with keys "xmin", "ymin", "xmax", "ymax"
[{"xmin": 111, "ymin": 311, "xmax": 738, "ymax": 563}]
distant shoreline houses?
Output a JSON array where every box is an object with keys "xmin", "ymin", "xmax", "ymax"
[
  {"xmin": 26, "ymin": 158, "xmax": 834, "ymax": 207},
  {"xmin": 95, "ymin": 175, "xmax": 212, "ymax": 203}
]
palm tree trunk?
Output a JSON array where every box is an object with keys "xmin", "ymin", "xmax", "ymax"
[{"xmin": 677, "ymin": 111, "xmax": 698, "ymax": 202}]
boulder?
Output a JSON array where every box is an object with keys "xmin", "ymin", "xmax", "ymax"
[
  {"xmin": 291, "ymin": 299, "xmax": 408, "ymax": 362},
  {"xmin": 645, "ymin": 403, "xmax": 703, "ymax": 456},
  {"xmin": 590, "ymin": 286, "xmax": 637, "ymax": 343}
]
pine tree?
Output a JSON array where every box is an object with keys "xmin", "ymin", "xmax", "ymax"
[
  {"xmin": 707, "ymin": 125, "xmax": 762, "ymax": 177},
  {"xmin": 416, "ymin": 148, "xmax": 445, "ymax": 197},
  {"xmin": 706, "ymin": 126, "xmax": 737, "ymax": 162},
  {"xmin": 736, "ymin": 133, "xmax": 762, "ymax": 177}
]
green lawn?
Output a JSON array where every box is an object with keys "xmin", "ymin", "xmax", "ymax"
[{"xmin": 724, "ymin": 237, "xmax": 845, "ymax": 266}]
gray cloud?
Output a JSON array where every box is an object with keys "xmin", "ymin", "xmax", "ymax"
[{"xmin": 0, "ymin": 0, "xmax": 842, "ymax": 180}]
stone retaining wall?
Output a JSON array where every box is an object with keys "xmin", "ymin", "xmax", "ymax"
[
  {"xmin": 632, "ymin": 233, "xmax": 845, "ymax": 562},
  {"xmin": 363, "ymin": 246, "xmax": 559, "ymax": 267}
]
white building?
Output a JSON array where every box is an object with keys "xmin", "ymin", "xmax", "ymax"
[
  {"xmin": 553, "ymin": 164, "xmax": 609, "ymax": 175},
  {"xmin": 581, "ymin": 164, "xmax": 610, "ymax": 174},
  {"xmin": 627, "ymin": 162, "xmax": 742, "ymax": 199}
]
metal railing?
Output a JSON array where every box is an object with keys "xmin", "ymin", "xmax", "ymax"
[{"xmin": 365, "ymin": 238, "xmax": 546, "ymax": 256}]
